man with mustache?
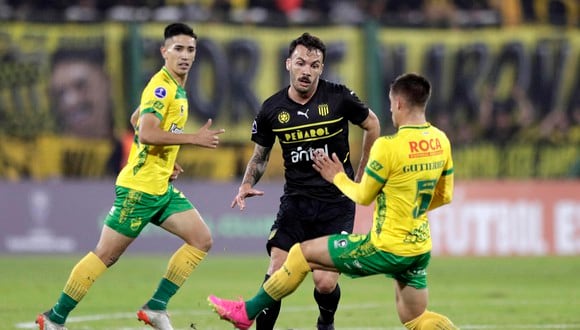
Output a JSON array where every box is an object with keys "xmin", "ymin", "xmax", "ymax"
[{"xmin": 229, "ymin": 32, "xmax": 380, "ymax": 330}]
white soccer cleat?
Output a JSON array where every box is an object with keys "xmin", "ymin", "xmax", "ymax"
[
  {"xmin": 35, "ymin": 313, "xmax": 68, "ymax": 330},
  {"xmin": 137, "ymin": 305, "xmax": 174, "ymax": 330}
]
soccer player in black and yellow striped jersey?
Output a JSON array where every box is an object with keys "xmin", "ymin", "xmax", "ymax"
[
  {"xmin": 36, "ymin": 23, "xmax": 225, "ymax": 330},
  {"xmin": 209, "ymin": 73, "xmax": 457, "ymax": 330}
]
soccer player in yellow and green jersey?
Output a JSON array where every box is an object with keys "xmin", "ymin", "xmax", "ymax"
[
  {"xmin": 347, "ymin": 113, "xmax": 453, "ymax": 258},
  {"xmin": 209, "ymin": 73, "xmax": 457, "ymax": 330},
  {"xmin": 117, "ymin": 66, "xmax": 189, "ymax": 195},
  {"xmin": 37, "ymin": 23, "xmax": 225, "ymax": 330}
]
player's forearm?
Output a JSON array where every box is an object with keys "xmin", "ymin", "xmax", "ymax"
[
  {"xmin": 241, "ymin": 158, "xmax": 268, "ymax": 186},
  {"xmin": 333, "ymin": 172, "xmax": 375, "ymax": 206},
  {"xmin": 242, "ymin": 151, "xmax": 270, "ymax": 187},
  {"xmin": 138, "ymin": 129, "xmax": 197, "ymax": 146},
  {"xmin": 355, "ymin": 111, "xmax": 380, "ymax": 181}
]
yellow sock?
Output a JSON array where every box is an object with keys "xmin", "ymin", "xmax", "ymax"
[
  {"xmin": 164, "ymin": 244, "xmax": 206, "ymax": 286},
  {"xmin": 404, "ymin": 310, "xmax": 458, "ymax": 330},
  {"xmin": 63, "ymin": 252, "xmax": 107, "ymax": 302},
  {"xmin": 263, "ymin": 243, "xmax": 311, "ymax": 300}
]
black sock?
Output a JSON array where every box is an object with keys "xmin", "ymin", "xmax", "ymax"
[
  {"xmin": 314, "ymin": 284, "xmax": 340, "ymax": 325},
  {"xmin": 256, "ymin": 274, "xmax": 282, "ymax": 330}
]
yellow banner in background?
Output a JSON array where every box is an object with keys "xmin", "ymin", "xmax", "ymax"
[
  {"xmin": 0, "ymin": 23, "xmax": 578, "ymax": 180},
  {"xmin": 376, "ymin": 26, "xmax": 580, "ymax": 116}
]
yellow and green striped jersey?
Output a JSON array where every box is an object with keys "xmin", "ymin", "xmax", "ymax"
[
  {"xmin": 116, "ymin": 67, "xmax": 188, "ymax": 195},
  {"xmin": 334, "ymin": 123, "xmax": 454, "ymax": 256}
]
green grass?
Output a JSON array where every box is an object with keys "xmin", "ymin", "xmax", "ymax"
[{"xmin": 2, "ymin": 255, "xmax": 579, "ymax": 329}]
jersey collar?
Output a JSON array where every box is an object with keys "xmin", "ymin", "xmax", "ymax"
[
  {"xmin": 399, "ymin": 122, "xmax": 431, "ymax": 130},
  {"xmin": 162, "ymin": 67, "xmax": 181, "ymax": 87}
]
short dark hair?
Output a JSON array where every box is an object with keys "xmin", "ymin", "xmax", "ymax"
[
  {"xmin": 390, "ymin": 73, "xmax": 431, "ymax": 108},
  {"xmin": 164, "ymin": 22, "xmax": 197, "ymax": 40},
  {"xmin": 288, "ymin": 32, "xmax": 326, "ymax": 62}
]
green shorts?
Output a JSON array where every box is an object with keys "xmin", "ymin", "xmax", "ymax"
[
  {"xmin": 327, "ymin": 233, "xmax": 430, "ymax": 289},
  {"xmin": 104, "ymin": 184, "xmax": 194, "ymax": 238}
]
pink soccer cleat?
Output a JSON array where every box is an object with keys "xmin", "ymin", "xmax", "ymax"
[{"xmin": 208, "ymin": 295, "xmax": 254, "ymax": 330}]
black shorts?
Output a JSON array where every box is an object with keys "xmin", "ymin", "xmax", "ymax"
[{"xmin": 266, "ymin": 194, "xmax": 355, "ymax": 254}]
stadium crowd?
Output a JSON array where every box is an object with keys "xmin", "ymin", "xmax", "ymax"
[{"xmin": 1, "ymin": 0, "xmax": 577, "ymax": 28}]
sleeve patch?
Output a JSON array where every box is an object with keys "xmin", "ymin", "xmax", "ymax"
[
  {"xmin": 154, "ymin": 87, "xmax": 167, "ymax": 99},
  {"xmin": 251, "ymin": 120, "xmax": 258, "ymax": 134},
  {"xmin": 153, "ymin": 100, "xmax": 164, "ymax": 110},
  {"xmin": 368, "ymin": 160, "xmax": 383, "ymax": 172}
]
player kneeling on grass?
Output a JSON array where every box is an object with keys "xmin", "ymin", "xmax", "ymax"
[{"xmin": 208, "ymin": 73, "xmax": 458, "ymax": 330}]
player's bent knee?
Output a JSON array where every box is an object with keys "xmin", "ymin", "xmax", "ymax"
[
  {"xmin": 312, "ymin": 271, "xmax": 339, "ymax": 293},
  {"xmin": 192, "ymin": 235, "xmax": 212, "ymax": 252},
  {"xmin": 314, "ymin": 280, "xmax": 336, "ymax": 294}
]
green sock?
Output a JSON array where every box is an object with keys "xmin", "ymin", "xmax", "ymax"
[
  {"xmin": 245, "ymin": 287, "xmax": 277, "ymax": 319},
  {"xmin": 146, "ymin": 278, "xmax": 179, "ymax": 310},
  {"xmin": 49, "ymin": 293, "xmax": 77, "ymax": 324}
]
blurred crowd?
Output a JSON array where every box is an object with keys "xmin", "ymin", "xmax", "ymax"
[
  {"xmin": 432, "ymin": 84, "xmax": 580, "ymax": 148},
  {"xmin": 1, "ymin": 0, "xmax": 578, "ymax": 27}
]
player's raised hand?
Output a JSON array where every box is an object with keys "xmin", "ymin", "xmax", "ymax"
[
  {"xmin": 193, "ymin": 119, "xmax": 226, "ymax": 148},
  {"xmin": 312, "ymin": 151, "xmax": 344, "ymax": 183},
  {"xmin": 231, "ymin": 183, "xmax": 264, "ymax": 210}
]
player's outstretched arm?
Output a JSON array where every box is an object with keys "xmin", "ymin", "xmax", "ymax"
[{"xmin": 138, "ymin": 115, "xmax": 224, "ymax": 147}]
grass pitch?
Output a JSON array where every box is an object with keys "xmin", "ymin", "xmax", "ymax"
[{"xmin": 2, "ymin": 254, "xmax": 579, "ymax": 329}]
